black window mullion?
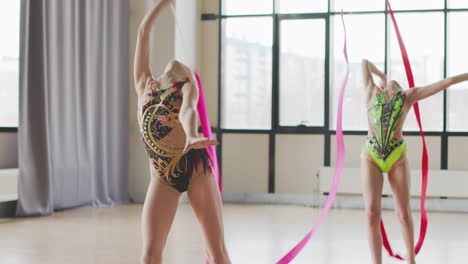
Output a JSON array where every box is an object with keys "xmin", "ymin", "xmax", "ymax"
[
  {"xmin": 269, "ymin": 11, "xmax": 280, "ymax": 193},
  {"xmin": 324, "ymin": 14, "xmax": 331, "ymax": 167},
  {"xmin": 217, "ymin": 0, "xmax": 224, "ymax": 185},
  {"xmin": 441, "ymin": 0, "xmax": 449, "ymax": 169},
  {"xmin": 272, "ymin": 16, "xmax": 280, "ymax": 131},
  {"xmin": 0, "ymin": 128, "xmax": 18, "ymax": 133}
]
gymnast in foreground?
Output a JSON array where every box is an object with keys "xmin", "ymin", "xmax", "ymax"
[
  {"xmin": 134, "ymin": 1, "xmax": 231, "ymax": 263},
  {"xmin": 361, "ymin": 59, "xmax": 468, "ymax": 264}
]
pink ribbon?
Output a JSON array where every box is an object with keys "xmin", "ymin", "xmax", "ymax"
[
  {"xmin": 381, "ymin": 0, "xmax": 429, "ymax": 260},
  {"xmin": 276, "ymin": 10, "xmax": 349, "ymax": 263},
  {"xmin": 194, "ymin": 71, "xmax": 222, "ymax": 192}
]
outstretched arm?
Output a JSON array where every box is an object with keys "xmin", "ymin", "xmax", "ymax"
[
  {"xmin": 179, "ymin": 83, "xmax": 218, "ymax": 154},
  {"xmin": 362, "ymin": 59, "xmax": 386, "ymax": 96},
  {"xmin": 133, "ymin": 0, "xmax": 174, "ymax": 95},
  {"xmin": 407, "ymin": 73, "xmax": 468, "ymax": 103}
]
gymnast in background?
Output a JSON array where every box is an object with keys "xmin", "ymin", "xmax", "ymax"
[
  {"xmin": 133, "ymin": 0, "xmax": 231, "ymax": 263},
  {"xmin": 361, "ymin": 59, "xmax": 468, "ymax": 264}
]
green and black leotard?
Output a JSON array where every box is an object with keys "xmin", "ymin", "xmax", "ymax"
[{"xmin": 363, "ymin": 91, "xmax": 407, "ymax": 173}]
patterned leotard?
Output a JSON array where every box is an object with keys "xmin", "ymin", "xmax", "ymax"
[
  {"xmin": 364, "ymin": 91, "xmax": 407, "ymax": 173},
  {"xmin": 139, "ymin": 80, "xmax": 209, "ymax": 192}
]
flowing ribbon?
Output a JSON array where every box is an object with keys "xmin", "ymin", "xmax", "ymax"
[
  {"xmin": 276, "ymin": 11, "xmax": 349, "ymax": 264},
  {"xmin": 194, "ymin": 71, "xmax": 222, "ymax": 192},
  {"xmin": 381, "ymin": 0, "xmax": 429, "ymax": 260}
]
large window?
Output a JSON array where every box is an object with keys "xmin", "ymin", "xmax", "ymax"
[
  {"xmin": 217, "ymin": 0, "xmax": 468, "ymax": 191},
  {"xmin": 0, "ymin": 0, "xmax": 21, "ymax": 128}
]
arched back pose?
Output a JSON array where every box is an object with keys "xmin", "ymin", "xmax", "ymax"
[
  {"xmin": 361, "ymin": 59, "xmax": 468, "ymax": 264},
  {"xmin": 134, "ymin": 1, "xmax": 231, "ymax": 263}
]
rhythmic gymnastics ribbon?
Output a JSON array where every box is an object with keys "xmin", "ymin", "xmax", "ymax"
[
  {"xmin": 276, "ymin": 10, "xmax": 349, "ymax": 264},
  {"xmin": 194, "ymin": 72, "xmax": 222, "ymax": 192},
  {"xmin": 380, "ymin": 0, "xmax": 429, "ymax": 260}
]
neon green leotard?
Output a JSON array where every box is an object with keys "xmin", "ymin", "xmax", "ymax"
[{"xmin": 363, "ymin": 91, "xmax": 407, "ymax": 173}]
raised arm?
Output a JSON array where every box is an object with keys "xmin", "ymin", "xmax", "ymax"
[
  {"xmin": 362, "ymin": 59, "xmax": 386, "ymax": 90},
  {"xmin": 407, "ymin": 73, "xmax": 468, "ymax": 104},
  {"xmin": 134, "ymin": 0, "xmax": 174, "ymax": 95},
  {"xmin": 179, "ymin": 83, "xmax": 218, "ymax": 154}
]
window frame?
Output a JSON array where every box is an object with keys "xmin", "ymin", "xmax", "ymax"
[{"xmin": 213, "ymin": 0, "xmax": 468, "ymax": 193}]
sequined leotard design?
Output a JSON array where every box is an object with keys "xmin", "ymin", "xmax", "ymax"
[
  {"xmin": 363, "ymin": 91, "xmax": 407, "ymax": 173},
  {"xmin": 140, "ymin": 80, "xmax": 209, "ymax": 192}
]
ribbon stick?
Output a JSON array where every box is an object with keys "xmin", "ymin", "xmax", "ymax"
[
  {"xmin": 380, "ymin": 0, "xmax": 429, "ymax": 260},
  {"xmin": 194, "ymin": 71, "xmax": 222, "ymax": 192},
  {"xmin": 276, "ymin": 10, "xmax": 349, "ymax": 264}
]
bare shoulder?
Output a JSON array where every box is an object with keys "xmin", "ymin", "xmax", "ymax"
[
  {"xmin": 401, "ymin": 88, "xmax": 411, "ymax": 97},
  {"xmin": 401, "ymin": 87, "xmax": 418, "ymax": 105}
]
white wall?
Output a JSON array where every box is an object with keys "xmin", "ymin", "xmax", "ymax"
[
  {"xmin": 275, "ymin": 135, "xmax": 324, "ymax": 194},
  {"xmin": 448, "ymin": 137, "xmax": 468, "ymax": 170},
  {"xmin": 222, "ymin": 134, "xmax": 269, "ymax": 193}
]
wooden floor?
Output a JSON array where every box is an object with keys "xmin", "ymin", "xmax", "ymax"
[{"xmin": 0, "ymin": 203, "xmax": 467, "ymax": 264}]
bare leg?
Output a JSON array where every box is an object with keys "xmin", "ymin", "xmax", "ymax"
[
  {"xmin": 141, "ymin": 178, "xmax": 182, "ymax": 264},
  {"xmin": 388, "ymin": 157, "xmax": 416, "ymax": 264},
  {"xmin": 187, "ymin": 166, "xmax": 231, "ymax": 264},
  {"xmin": 361, "ymin": 157, "xmax": 384, "ymax": 264}
]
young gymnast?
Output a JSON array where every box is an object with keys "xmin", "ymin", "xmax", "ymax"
[
  {"xmin": 133, "ymin": 1, "xmax": 231, "ymax": 263},
  {"xmin": 361, "ymin": 59, "xmax": 468, "ymax": 264}
]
